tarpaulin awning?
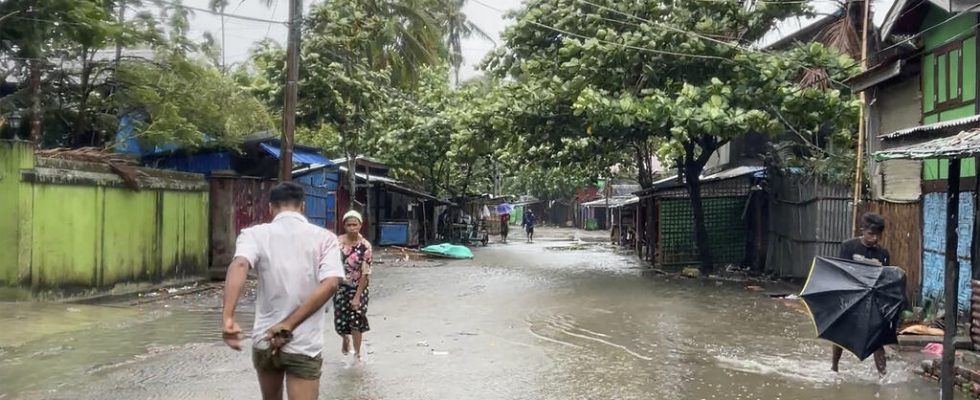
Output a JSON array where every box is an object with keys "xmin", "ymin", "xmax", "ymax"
[
  {"xmin": 874, "ymin": 129, "xmax": 980, "ymax": 161},
  {"xmin": 259, "ymin": 142, "xmax": 331, "ymax": 165}
]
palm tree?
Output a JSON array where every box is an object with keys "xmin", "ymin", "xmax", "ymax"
[
  {"xmin": 441, "ymin": 0, "xmax": 494, "ymax": 85},
  {"xmin": 362, "ymin": 0, "xmax": 444, "ymax": 87}
]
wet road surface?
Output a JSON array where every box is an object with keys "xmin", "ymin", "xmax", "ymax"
[{"xmin": 0, "ymin": 235, "xmax": 951, "ymax": 399}]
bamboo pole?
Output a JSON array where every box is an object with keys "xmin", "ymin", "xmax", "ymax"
[{"xmin": 852, "ymin": 0, "xmax": 872, "ymax": 232}]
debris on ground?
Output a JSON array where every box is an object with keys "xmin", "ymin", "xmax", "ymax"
[
  {"xmin": 681, "ymin": 267, "xmax": 701, "ymax": 278},
  {"xmin": 900, "ymin": 324, "xmax": 945, "ymax": 336},
  {"xmin": 37, "ymin": 147, "xmax": 144, "ymax": 190}
]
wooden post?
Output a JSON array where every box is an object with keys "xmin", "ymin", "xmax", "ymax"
[
  {"xmin": 942, "ymin": 157, "xmax": 962, "ymax": 400},
  {"xmin": 279, "ymin": 0, "xmax": 301, "ymax": 182}
]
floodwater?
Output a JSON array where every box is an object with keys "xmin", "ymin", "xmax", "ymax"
[{"xmin": 0, "ymin": 234, "xmax": 952, "ymax": 399}]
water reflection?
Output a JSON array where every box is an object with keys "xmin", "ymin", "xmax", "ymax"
[{"xmin": 0, "ymin": 240, "xmax": 956, "ymax": 399}]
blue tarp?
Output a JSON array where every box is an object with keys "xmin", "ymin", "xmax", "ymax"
[{"xmin": 259, "ymin": 142, "xmax": 331, "ymax": 165}]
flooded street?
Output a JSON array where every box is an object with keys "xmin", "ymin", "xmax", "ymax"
[{"xmin": 0, "ymin": 233, "xmax": 948, "ymax": 399}]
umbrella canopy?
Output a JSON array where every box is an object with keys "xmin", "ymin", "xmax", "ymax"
[
  {"xmin": 800, "ymin": 257, "xmax": 906, "ymax": 360},
  {"xmin": 496, "ymin": 203, "xmax": 513, "ymax": 215}
]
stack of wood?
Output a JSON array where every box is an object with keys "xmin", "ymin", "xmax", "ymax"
[{"xmin": 36, "ymin": 147, "xmax": 143, "ymax": 190}]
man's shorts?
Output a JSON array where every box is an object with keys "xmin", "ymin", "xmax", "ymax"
[{"xmin": 252, "ymin": 347, "xmax": 322, "ymax": 380}]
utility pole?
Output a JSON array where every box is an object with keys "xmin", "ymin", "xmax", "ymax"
[
  {"xmin": 279, "ymin": 0, "xmax": 301, "ymax": 182},
  {"xmin": 851, "ymin": 0, "xmax": 871, "ymax": 232},
  {"xmin": 115, "ymin": 0, "xmax": 125, "ymax": 64},
  {"xmin": 220, "ymin": 2, "xmax": 226, "ymax": 72}
]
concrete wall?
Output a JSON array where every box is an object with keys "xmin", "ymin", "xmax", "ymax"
[
  {"xmin": 0, "ymin": 140, "xmax": 209, "ymax": 299},
  {"xmin": 0, "ymin": 141, "xmax": 34, "ymax": 297}
]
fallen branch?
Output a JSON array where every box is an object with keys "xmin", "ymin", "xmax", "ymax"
[{"xmin": 37, "ymin": 147, "xmax": 143, "ymax": 190}]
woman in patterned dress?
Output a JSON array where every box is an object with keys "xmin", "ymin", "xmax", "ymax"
[{"xmin": 334, "ymin": 210, "xmax": 373, "ymax": 360}]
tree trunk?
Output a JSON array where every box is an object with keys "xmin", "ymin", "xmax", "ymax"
[
  {"xmin": 460, "ymin": 161, "xmax": 474, "ymax": 197},
  {"xmin": 634, "ymin": 142, "xmax": 652, "ymax": 188},
  {"xmin": 684, "ymin": 158, "xmax": 712, "ymax": 276},
  {"xmin": 339, "ymin": 127, "xmax": 357, "ymax": 208},
  {"xmin": 73, "ymin": 50, "xmax": 93, "ymax": 146},
  {"xmin": 29, "ymin": 59, "xmax": 42, "ymax": 149}
]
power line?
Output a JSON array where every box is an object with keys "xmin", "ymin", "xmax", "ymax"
[
  {"xmin": 577, "ymin": 0, "xmax": 761, "ymax": 52},
  {"xmin": 468, "ymin": 0, "xmax": 854, "ymax": 87},
  {"xmin": 525, "ymin": 19, "xmax": 735, "ymax": 62},
  {"xmin": 154, "ymin": 0, "xmax": 286, "ymax": 25},
  {"xmin": 875, "ymin": 2, "xmax": 980, "ymax": 56},
  {"xmin": 265, "ymin": 0, "xmax": 281, "ymax": 38},
  {"xmin": 471, "ymin": 0, "xmax": 980, "ymax": 82}
]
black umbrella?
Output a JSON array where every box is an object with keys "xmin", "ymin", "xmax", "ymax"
[{"xmin": 800, "ymin": 256, "xmax": 906, "ymax": 360}]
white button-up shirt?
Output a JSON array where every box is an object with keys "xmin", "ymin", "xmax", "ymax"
[{"xmin": 234, "ymin": 211, "xmax": 344, "ymax": 357}]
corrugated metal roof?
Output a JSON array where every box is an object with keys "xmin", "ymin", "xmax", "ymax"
[
  {"xmin": 637, "ymin": 165, "xmax": 764, "ymax": 197},
  {"xmin": 259, "ymin": 142, "xmax": 332, "ymax": 165},
  {"xmin": 875, "ymin": 128, "xmax": 980, "ymax": 160},
  {"xmin": 610, "ymin": 184, "xmax": 642, "ymax": 197},
  {"xmin": 338, "ymin": 166, "xmax": 399, "ymax": 184},
  {"xmin": 880, "ymin": 114, "xmax": 980, "ymax": 140},
  {"xmin": 581, "ymin": 196, "xmax": 636, "ymax": 208},
  {"xmin": 763, "ymin": 8, "xmax": 843, "ymax": 50}
]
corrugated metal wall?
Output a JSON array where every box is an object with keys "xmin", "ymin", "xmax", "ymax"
[
  {"xmin": 765, "ymin": 173, "xmax": 853, "ymax": 279},
  {"xmin": 921, "ymin": 192, "xmax": 974, "ymax": 311},
  {"xmin": 296, "ymin": 169, "xmax": 339, "ymax": 231},
  {"xmin": 210, "ymin": 177, "xmax": 275, "ymax": 277},
  {"xmin": 858, "ymin": 200, "xmax": 924, "ymax": 306}
]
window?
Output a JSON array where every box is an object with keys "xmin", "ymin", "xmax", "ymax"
[{"xmin": 931, "ymin": 41, "xmax": 965, "ymax": 112}]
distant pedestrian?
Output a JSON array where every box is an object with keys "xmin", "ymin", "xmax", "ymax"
[
  {"xmin": 831, "ymin": 212, "xmax": 892, "ymax": 375},
  {"xmin": 497, "ymin": 202, "xmax": 513, "ymax": 243},
  {"xmin": 221, "ymin": 182, "xmax": 344, "ymax": 400},
  {"xmin": 522, "ymin": 210, "xmax": 537, "ymax": 243},
  {"xmin": 334, "ymin": 210, "xmax": 373, "ymax": 361},
  {"xmin": 500, "ymin": 213, "xmax": 510, "ymax": 243}
]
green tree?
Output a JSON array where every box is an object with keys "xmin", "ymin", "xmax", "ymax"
[
  {"xmin": 375, "ymin": 65, "xmax": 507, "ymax": 198},
  {"xmin": 114, "ymin": 54, "xmax": 275, "ymax": 148},
  {"xmin": 0, "ymin": 0, "xmax": 275, "ymax": 149},
  {"xmin": 488, "ymin": 0, "xmax": 859, "ymax": 274},
  {"xmin": 0, "ymin": 0, "xmax": 121, "ymax": 146}
]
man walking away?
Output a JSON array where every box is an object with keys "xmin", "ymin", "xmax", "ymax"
[
  {"xmin": 222, "ymin": 182, "xmax": 345, "ymax": 400},
  {"xmin": 522, "ymin": 210, "xmax": 537, "ymax": 243},
  {"xmin": 832, "ymin": 212, "xmax": 891, "ymax": 375}
]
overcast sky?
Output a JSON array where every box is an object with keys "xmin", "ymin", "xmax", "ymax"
[{"xmin": 174, "ymin": 0, "xmax": 896, "ymax": 80}]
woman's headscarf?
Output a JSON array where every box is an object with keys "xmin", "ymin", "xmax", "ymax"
[{"xmin": 343, "ymin": 210, "xmax": 363, "ymax": 223}]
